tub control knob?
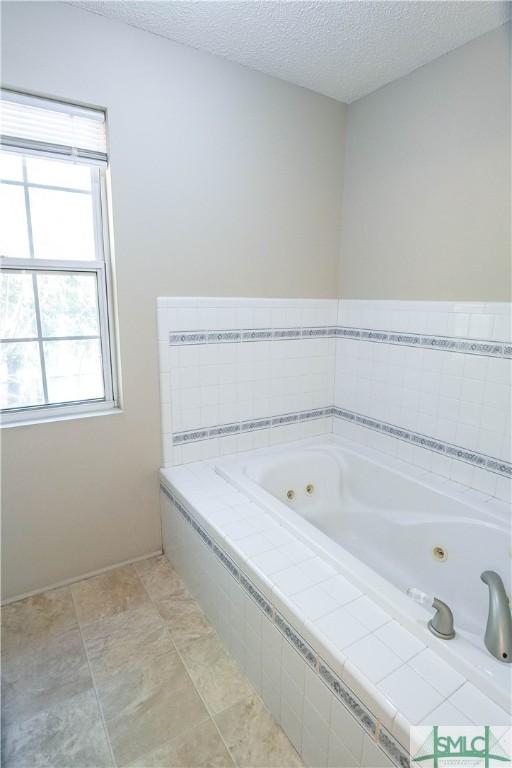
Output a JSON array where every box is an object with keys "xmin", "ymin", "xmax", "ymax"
[{"xmin": 428, "ymin": 597, "xmax": 455, "ymax": 640}]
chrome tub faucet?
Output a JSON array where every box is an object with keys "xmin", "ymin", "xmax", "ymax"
[{"xmin": 481, "ymin": 571, "xmax": 512, "ymax": 663}]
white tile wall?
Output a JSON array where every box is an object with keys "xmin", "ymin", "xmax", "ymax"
[
  {"xmin": 334, "ymin": 338, "xmax": 510, "ymax": 460},
  {"xmin": 338, "ymin": 300, "xmax": 512, "ymax": 343},
  {"xmin": 157, "ymin": 297, "xmax": 511, "ymax": 501},
  {"xmin": 334, "ymin": 300, "xmax": 511, "ymax": 501},
  {"xmin": 158, "ymin": 298, "xmax": 337, "ymax": 465}
]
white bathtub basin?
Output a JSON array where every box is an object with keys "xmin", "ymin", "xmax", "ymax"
[{"xmin": 216, "ymin": 435, "xmax": 512, "ymax": 710}]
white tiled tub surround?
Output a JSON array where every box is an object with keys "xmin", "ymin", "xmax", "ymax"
[
  {"xmin": 157, "ymin": 302, "xmax": 511, "ymax": 764},
  {"xmin": 334, "ymin": 301, "xmax": 511, "ymax": 502},
  {"xmin": 158, "ymin": 298, "xmax": 337, "ymax": 465},
  {"xmin": 159, "ymin": 461, "xmax": 511, "ymax": 768},
  {"xmin": 157, "ymin": 297, "xmax": 511, "ymax": 501}
]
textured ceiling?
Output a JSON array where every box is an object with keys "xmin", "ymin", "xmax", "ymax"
[{"xmin": 72, "ymin": 1, "xmax": 511, "ymax": 102}]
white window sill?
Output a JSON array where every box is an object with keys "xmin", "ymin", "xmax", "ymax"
[{"xmin": 1, "ymin": 403, "xmax": 123, "ymax": 429}]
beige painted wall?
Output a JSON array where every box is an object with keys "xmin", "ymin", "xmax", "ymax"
[
  {"xmin": 0, "ymin": 1, "xmax": 346, "ymax": 600},
  {"xmin": 339, "ymin": 23, "xmax": 511, "ymax": 300}
]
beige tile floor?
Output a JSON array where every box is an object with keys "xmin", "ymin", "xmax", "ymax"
[{"xmin": 1, "ymin": 556, "xmax": 304, "ymax": 768}]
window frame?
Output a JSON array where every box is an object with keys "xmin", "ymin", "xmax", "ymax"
[{"xmin": 0, "ymin": 151, "xmax": 120, "ymax": 426}]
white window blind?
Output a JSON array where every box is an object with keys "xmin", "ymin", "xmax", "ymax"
[{"xmin": 0, "ymin": 90, "xmax": 107, "ymax": 164}]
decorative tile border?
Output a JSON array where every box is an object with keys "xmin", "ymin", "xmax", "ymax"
[
  {"xmin": 319, "ymin": 662, "xmax": 377, "ymax": 738},
  {"xmin": 379, "ymin": 726, "xmax": 411, "ymax": 768},
  {"xmin": 160, "ymin": 480, "xmax": 410, "ymax": 768},
  {"xmin": 274, "ymin": 610, "xmax": 318, "ymax": 669},
  {"xmin": 213, "ymin": 542, "xmax": 240, "ymax": 580},
  {"xmin": 171, "ymin": 406, "xmax": 511, "ymax": 480},
  {"xmin": 240, "ymin": 573, "xmax": 273, "ymax": 619},
  {"xmin": 168, "ymin": 326, "xmax": 511, "ymax": 359},
  {"xmin": 172, "ymin": 407, "xmax": 331, "ymax": 445},
  {"xmin": 168, "ymin": 326, "xmax": 333, "ymax": 346},
  {"xmin": 336, "ymin": 327, "xmax": 510, "ymax": 358},
  {"xmin": 332, "ymin": 407, "xmax": 512, "ymax": 479}
]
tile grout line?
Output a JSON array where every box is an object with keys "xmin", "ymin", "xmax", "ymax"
[
  {"xmin": 69, "ymin": 587, "xmax": 118, "ymax": 768},
  {"xmin": 133, "ymin": 562, "xmax": 245, "ymax": 768}
]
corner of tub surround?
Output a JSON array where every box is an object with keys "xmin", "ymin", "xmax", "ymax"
[{"xmin": 158, "ymin": 459, "xmax": 511, "ymax": 766}]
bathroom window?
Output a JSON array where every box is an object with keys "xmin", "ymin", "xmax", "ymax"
[{"xmin": 0, "ymin": 91, "xmax": 119, "ymax": 425}]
